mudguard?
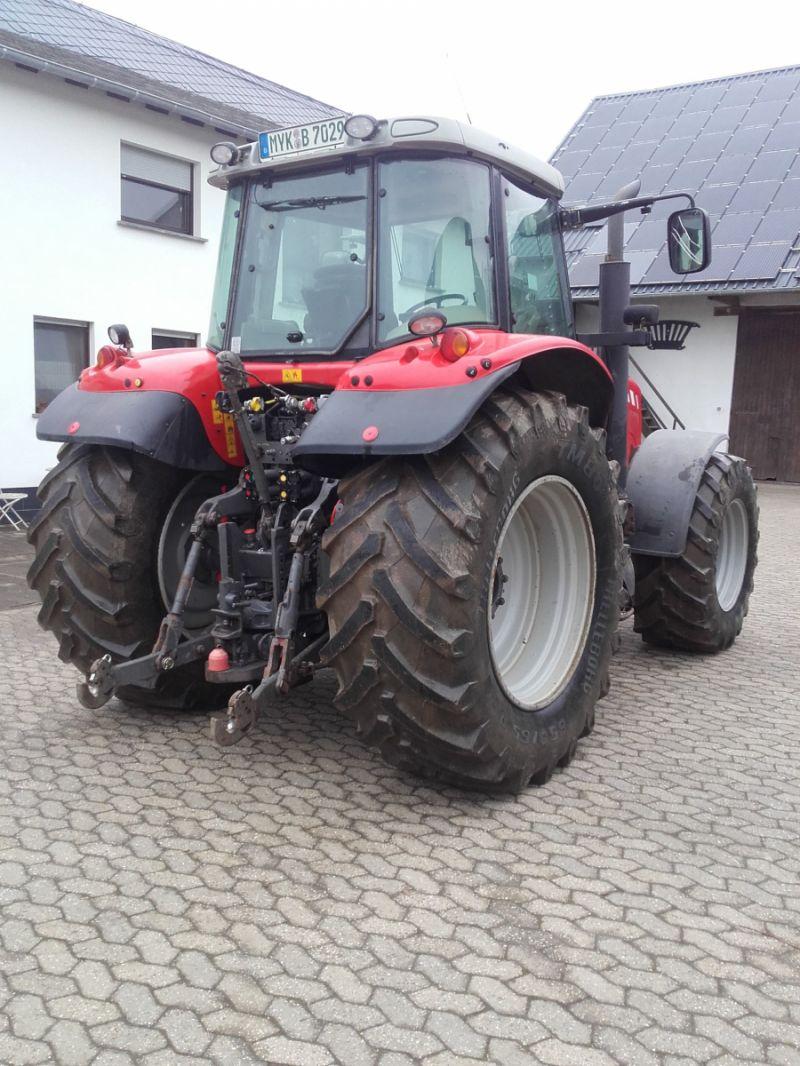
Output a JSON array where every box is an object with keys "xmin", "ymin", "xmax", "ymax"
[
  {"xmin": 627, "ymin": 429, "xmax": 728, "ymax": 557},
  {"xmin": 36, "ymin": 384, "xmax": 231, "ymax": 472},
  {"xmin": 293, "ymin": 364, "xmax": 519, "ymax": 475}
]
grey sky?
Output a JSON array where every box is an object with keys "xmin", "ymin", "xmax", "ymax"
[{"xmin": 91, "ymin": 0, "xmax": 800, "ymax": 159}]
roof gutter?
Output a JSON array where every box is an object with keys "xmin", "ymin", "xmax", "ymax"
[{"xmin": 0, "ymin": 41, "xmax": 270, "ymax": 138}]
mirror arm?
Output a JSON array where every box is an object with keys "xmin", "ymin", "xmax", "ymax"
[{"xmin": 560, "ymin": 191, "xmax": 696, "ymax": 229}]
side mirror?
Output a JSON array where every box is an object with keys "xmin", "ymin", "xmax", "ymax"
[
  {"xmin": 667, "ymin": 207, "xmax": 711, "ymax": 274},
  {"xmin": 108, "ymin": 323, "xmax": 133, "ymax": 350}
]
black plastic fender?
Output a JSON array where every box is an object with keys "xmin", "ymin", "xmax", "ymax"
[
  {"xmin": 292, "ymin": 363, "xmax": 519, "ymax": 476},
  {"xmin": 36, "ymin": 384, "xmax": 230, "ymax": 472},
  {"xmin": 627, "ymin": 429, "xmax": 728, "ymax": 557}
]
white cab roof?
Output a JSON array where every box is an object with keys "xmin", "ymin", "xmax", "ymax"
[{"xmin": 208, "ymin": 115, "xmax": 565, "ymax": 198}]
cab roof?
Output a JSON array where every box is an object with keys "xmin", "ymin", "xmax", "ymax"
[{"xmin": 208, "ymin": 115, "xmax": 565, "ymax": 198}]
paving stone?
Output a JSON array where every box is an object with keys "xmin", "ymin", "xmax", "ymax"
[{"xmin": 0, "ymin": 484, "xmax": 798, "ymax": 1065}]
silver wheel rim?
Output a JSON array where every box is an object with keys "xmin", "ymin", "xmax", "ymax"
[
  {"xmin": 716, "ymin": 497, "xmax": 749, "ymax": 612},
  {"xmin": 488, "ymin": 476, "xmax": 596, "ymax": 710}
]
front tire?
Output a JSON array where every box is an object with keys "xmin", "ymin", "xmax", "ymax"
[
  {"xmin": 319, "ymin": 388, "xmax": 623, "ymax": 792},
  {"xmin": 633, "ymin": 453, "xmax": 758, "ymax": 652}
]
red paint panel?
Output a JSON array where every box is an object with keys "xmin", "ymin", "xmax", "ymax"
[{"xmin": 77, "ymin": 332, "xmax": 610, "ymax": 468}]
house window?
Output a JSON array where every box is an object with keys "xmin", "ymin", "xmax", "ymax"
[
  {"xmin": 34, "ymin": 317, "xmax": 90, "ymax": 413},
  {"xmin": 121, "ymin": 144, "xmax": 194, "ymax": 235},
  {"xmin": 151, "ymin": 329, "xmax": 199, "ymax": 349}
]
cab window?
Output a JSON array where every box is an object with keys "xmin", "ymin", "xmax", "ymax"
[
  {"xmin": 377, "ymin": 158, "xmax": 495, "ymax": 342},
  {"xmin": 503, "ymin": 180, "xmax": 573, "ymax": 337}
]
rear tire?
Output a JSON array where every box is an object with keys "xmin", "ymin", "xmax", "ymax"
[
  {"xmin": 633, "ymin": 453, "xmax": 758, "ymax": 652},
  {"xmin": 319, "ymin": 387, "xmax": 623, "ymax": 792},
  {"xmin": 27, "ymin": 443, "xmax": 229, "ymax": 708}
]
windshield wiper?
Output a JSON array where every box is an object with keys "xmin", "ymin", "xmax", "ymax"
[{"xmin": 257, "ymin": 195, "xmax": 367, "ymax": 212}]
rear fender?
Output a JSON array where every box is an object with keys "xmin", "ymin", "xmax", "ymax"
[
  {"xmin": 36, "ymin": 383, "xmax": 233, "ymax": 472},
  {"xmin": 293, "ymin": 335, "xmax": 613, "ymax": 476},
  {"xmin": 627, "ymin": 429, "xmax": 728, "ymax": 556}
]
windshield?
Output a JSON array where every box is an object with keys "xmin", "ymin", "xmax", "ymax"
[
  {"xmin": 227, "ymin": 163, "xmax": 369, "ymax": 355},
  {"xmin": 376, "ymin": 158, "xmax": 495, "ymax": 342}
]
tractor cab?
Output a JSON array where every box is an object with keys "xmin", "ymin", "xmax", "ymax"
[{"xmin": 207, "ymin": 115, "xmax": 574, "ymax": 360}]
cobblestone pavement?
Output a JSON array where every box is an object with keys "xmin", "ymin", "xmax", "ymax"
[{"xmin": 1, "ymin": 484, "xmax": 798, "ymax": 1066}]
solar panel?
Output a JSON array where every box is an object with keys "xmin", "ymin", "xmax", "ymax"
[
  {"xmin": 626, "ymin": 220, "xmax": 667, "ymax": 252},
  {"xmin": 669, "ymin": 112, "xmax": 711, "ymax": 139},
  {"xmin": 695, "ymin": 185, "xmax": 737, "ymax": 216},
  {"xmin": 620, "ymin": 96, "xmax": 656, "ymax": 123},
  {"xmin": 742, "ymin": 98, "xmax": 786, "ymax": 129},
  {"xmin": 747, "ymin": 150, "xmax": 796, "ymax": 182},
  {"xmin": 651, "ymin": 91, "xmax": 693, "ymax": 119},
  {"xmin": 686, "ymin": 84, "xmax": 728, "ymax": 112},
  {"xmin": 683, "ymin": 132, "xmax": 731, "ymax": 162},
  {"xmin": 568, "ymin": 253, "xmax": 605, "ymax": 287},
  {"xmin": 763, "ymin": 122, "xmax": 800, "ymax": 151},
  {"xmin": 725, "ymin": 125, "xmax": 771, "ymax": 156},
  {"xmin": 627, "ymin": 250, "xmax": 660, "ymax": 285},
  {"xmin": 584, "ymin": 100, "xmax": 627, "ymax": 127},
  {"xmin": 670, "ymin": 159, "xmax": 715, "ymax": 191},
  {"xmin": 713, "ymin": 212, "xmax": 762, "ymax": 246},
  {"xmin": 637, "ymin": 117, "xmax": 674, "ymax": 144},
  {"xmin": 727, "ymin": 179, "xmax": 781, "ymax": 214},
  {"xmin": 555, "ymin": 67, "xmax": 800, "ymax": 292},
  {"xmin": 563, "ymin": 124, "xmax": 607, "ymax": 153},
  {"xmin": 722, "ymin": 79, "xmax": 764, "ymax": 106},
  {"xmin": 552, "ymin": 149, "xmax": 591, "ymax": 179},
  {"xmin": 729, "ymin": 242, "xmax": 791, "ymax": 280},
  {"xmin": 642, "ymin": 163, "xmax": 679, "ymax": 195},
  {"xmin": 752, "ymin": 209, "xmax": 800, "ymax": 244},
  {"xmin": 704, "ymin": 104, "xmax": 748, "ymax": 133},
  {"xmin": 585, "ymin": 145, "xmax": 627, "ymax": 175},
  {"xmin": 705, "ymin": 155, "xmax": 751, "ymax": 186},
  {"xmin": 781, "ymin": 95, "xmax": 800, "ymax": 122},
  {"xmin": 559, "ymin": 172, "xmax": 604, "ymax": 205},
  {"xmin": 771, "ymin": 179, "xmax": 800, "ymax": 210},
  {"xmin": 599, "ymin": 122, "xmax": 643, "ymax": 149},
  {"xmin": 758, "ymin": 73, "xmax": 800, "ymax": 101},
  {"xmin": 616, "ymin": 142, "xmax": 658, "ymax": 174},
  {"xmin": 650, "ymin": 137, "xmax": 695, "ymax": 166},
  {"xmin": 689, "ymin": 245, "xmax": 745, "ymax": 283}
]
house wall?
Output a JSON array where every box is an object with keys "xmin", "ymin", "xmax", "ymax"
[
  {"xmin": 0, "ymin": 63, "xmax": 229, "ymax": 500},
  {"xmin": 575, "ymin": 295, "xmax": 740, "ymax": 435},
  {"xmin": 577, "ymin": 292, "xmax": 800, "ymax": 438}
]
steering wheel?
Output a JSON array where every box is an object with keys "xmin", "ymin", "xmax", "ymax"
[{"xmin": 400, "ymin": 293, "xmax": 468, "ymax": 322}]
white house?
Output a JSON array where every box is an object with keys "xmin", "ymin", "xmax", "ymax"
[
  {"xmin": 0, "ymin": 0, "xmax": 341, "ymax": 513},
  {"xmin": 553, "ymin": 65, "xmax": 800, "ymax": 482}
]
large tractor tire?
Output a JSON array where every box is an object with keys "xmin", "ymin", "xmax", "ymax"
[
  {"xmin": 27, "ymin": 443, "xmax": 229, "ymax": 709},
  {"xmin": 633, "ymin": 452, "xmax": 758, "ymax": 652},
  {"xmin": 319, "ymin": 388, "xmax": 624, "ymax": 792}
]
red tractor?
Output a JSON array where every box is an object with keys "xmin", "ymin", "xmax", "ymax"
[{"xmin": 30, "ymin": 115, "xmax": 758, "ymax": 791}]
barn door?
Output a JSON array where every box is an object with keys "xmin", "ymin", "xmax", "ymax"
[{"xmin": 729, "ymin": 310, "xmax": 800, "ymax": 482}]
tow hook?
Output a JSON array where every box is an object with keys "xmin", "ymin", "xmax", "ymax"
[
  {"xmin": 211, "ymin": 686, "xmax": 258, "ymax": 746},
  {"xmin": 76, "ymin": 654, "xmax": 115, "ymax": 709},
  {"xmin": 209, "ymin": 633, "xmax": 326, "ymax": 747}
]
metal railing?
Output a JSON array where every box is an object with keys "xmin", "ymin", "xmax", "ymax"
[{"xmin": 629, "ymin": 354, "xmax": 685, "ymax": 431}]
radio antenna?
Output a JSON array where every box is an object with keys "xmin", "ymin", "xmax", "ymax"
[{"xmin": 444, "ymin": 51, "xmax": 473, "ymax": 125}]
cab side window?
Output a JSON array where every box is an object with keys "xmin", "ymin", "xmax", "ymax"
[{"xmin": 503, "ymin": 181, "xmax": 573, "ymax": 337}]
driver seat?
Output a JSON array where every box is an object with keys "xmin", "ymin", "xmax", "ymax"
[
  {"xmin": 302, "ymin": 258, "xmax": 365, "ymax": 346},
  {"xmin": 426, "ymin": 217, "xmax": 487, "ymax": 314}
]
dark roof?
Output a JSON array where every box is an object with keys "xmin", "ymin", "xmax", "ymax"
[
  {"xmin": 552, "ymin": 65, "xmax": 800, "ymax": 298},
  {"xmin": 0, "ymin": 0, "xmax": 343, "ymax": 136}
]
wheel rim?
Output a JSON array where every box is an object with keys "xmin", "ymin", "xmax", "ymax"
[
  {"xmin": 488, "ymin": 476, "xmax": 596, "ymax": 710},
  {"xmin": 158, "ymin": 476, "xmax": 222, "ymax": 631},
  {"xmin": 716, "ymin": 497, "xmax": 749, "ymax": 612}
]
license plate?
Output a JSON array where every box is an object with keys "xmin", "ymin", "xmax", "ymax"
[{"xmin": 258, "ymin": 118, "xmax": 346, "ymax": 161}]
